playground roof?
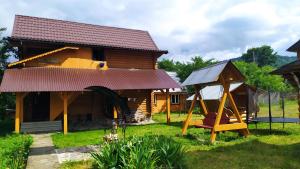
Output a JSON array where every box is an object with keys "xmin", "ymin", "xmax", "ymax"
[
  {"xmin": 186, "ymin": 83, "xmax": 243, "ymax": 100},
  {"xmin": 182, "ymin": 61, "xmax": 245, "ymax": 86}
]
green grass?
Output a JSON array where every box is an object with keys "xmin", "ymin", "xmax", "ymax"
[
  {"xmin": 0, "ymin": 119, "xmax": 33, "ymax": 169},
  {"xmin": 259, "ymin": 100, "xmax": 299, "ymax": 118},
  {"xmin": 54, "ymin": 107, "xmax": 300, "ymax": 169}
]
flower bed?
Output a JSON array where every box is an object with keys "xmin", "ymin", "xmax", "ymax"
[{"xmin": 91, "ymin": 135, "xmax": 186, "ymax": 169}]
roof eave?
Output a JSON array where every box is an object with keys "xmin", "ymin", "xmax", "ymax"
[
  {"xmin": 9, "ymin": 37, "xmax": 168, "ymax": 54},
  {"xmin": 286, "ymin": 40, "xmax": 300, "ymax": 52}
]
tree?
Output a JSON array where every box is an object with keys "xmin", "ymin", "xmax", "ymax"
[
  {"xmin": 158, "ymin": 56, "xmax": 216, "ymax": 83},
  {"xmin": 0, "ymin": 28, "xmax": 16, "ymax": 119},
  {"xmin": 157, "ymin": 59, "xmax": 177, "ymax": 72},
  {"xmin": 176, "ymin": 56, "xmax": 216, "ymax": 83},
  {"xmin": 158, "ymin": 56, "xmax": 216, "ymax": 93},
  {"xmin": 234, "ymin": 61, "xmax": 291, "ymax": 92},
  {"xmin": 241, "ymin": 45, "xmax": 278, "ymax": 67}
]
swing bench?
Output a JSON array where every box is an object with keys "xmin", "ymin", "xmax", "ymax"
[
  {"xmin": 195, "ymin": 111, "xmax": 230, "ymax": 130},
  {"xmin": 182, "ymin": 61, "xmax": 250, "ymax": 143}
]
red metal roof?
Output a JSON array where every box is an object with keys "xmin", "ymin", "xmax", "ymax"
[
  {"xmin": 0, "ymin": 67, "xmax": 180, "ymax": 92},
  {"xmin": 11, "ymin": 15, "xmax": 167, "ymax": 53}
]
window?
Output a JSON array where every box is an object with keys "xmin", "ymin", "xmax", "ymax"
[
  {"xmin": 92, "ymin": 48, "xmax": 105, "ymax": 61},
  {"xmin": 171, "ymin": 94, "xmax": 180, "ymax": 104}
]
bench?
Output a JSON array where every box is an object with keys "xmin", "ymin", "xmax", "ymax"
[{"xmin": 195, "ymin": 112, "xmax": 230, "ymax": 130}]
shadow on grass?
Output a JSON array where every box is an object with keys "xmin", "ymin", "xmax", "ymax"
[
  {"xmin": 185, "ymin": 139, "xmax": 300, "ymax": 169},
  {"xmin": 250, "ymin": 128, "xmax": 291, "ymax": 136},
  {"xmin": 154, "ymin": 121, "xmax": 184, "ymax": 128},
  {"xmin": 181, "ymin": 130, "xmax": 243, "ymax": 145}
]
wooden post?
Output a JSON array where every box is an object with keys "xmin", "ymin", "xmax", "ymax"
[
  {"xmin": 281, "ymin": 93, "xmax": 285, "ymax": 129},
  {"xmin": 19, "ymin": 92, "xmax": 28, "ymax": 123},
  {"xmin": 298, "ymin": 88, "xmax": 300, "ymax": 123},
  {"xmin": 166, "ymin": 89, "xmax": 171, "ymax": 124},
  {"xmin": 20, "ymin": 94, "xmax": 24, "ymax": 123},
  {"xmin": 228, "ymin": 92, "xmax": 250, "ymax": 136},
  {"xmin": 290, "ymin": 72, "xmax": 300, "ymax": 124},
  {"xmin": 15, "ymin": 93, "xmax": 21, "ymax": 133},
  {"xmin": 210, "ymin": 90, "xmax": 227, "ymax": 143},
  {"xmin": 182, "ymin": 85, "xmax": 199, "ymax": 135},
  {"xmin": 268, "ymin": 90, "xmax": 272, "ymax": 133},
  {"xmin": 246, "ymin": 88, "xmax": 250, "ymax": 125},
  {"xmin": 63, "ymin": 93, "xmax": 68, "ymax": 134},
  {"xmin": 113, "ymin": 107, "xmax": 118, "ymax": 119}
]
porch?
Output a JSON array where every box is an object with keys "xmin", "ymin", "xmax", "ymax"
[
  {"xmin": 0, "ymin": 67, "xmax": 180, "ymax": 134},
  {"xmin": 16, "ymin": 90, "xmax": 152, "ymax": 134}
]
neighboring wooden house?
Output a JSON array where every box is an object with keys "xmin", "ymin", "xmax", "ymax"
[
  {"xmin": 152, "ymin": 72, "xmax": 187, "ymax": 113},
  {"xmin": 272, "ymin": 40, "xmax": 300, "ymax": 120},
  {"xmin": 0, "ymin": 15, "xmax": 180, "ymax": 134}
]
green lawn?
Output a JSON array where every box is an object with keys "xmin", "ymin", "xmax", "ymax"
[
  {"xmin": 259, "ymin": 100, "xmax": 299, "ymax": 118},
  {"xmin": 54, "ymin": 111, "xmax": 300, "ymax": 169}
]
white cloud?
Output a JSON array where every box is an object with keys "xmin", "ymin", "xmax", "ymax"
[{"xmin": 0, "ymin": 0, "xmax": 299, "ymax": 61}]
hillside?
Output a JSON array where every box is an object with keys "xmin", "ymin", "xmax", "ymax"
[{"xmin": 231, "ymin": 55, "xmax": 297, "ymax": 68}]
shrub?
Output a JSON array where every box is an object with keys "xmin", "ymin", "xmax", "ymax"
[
  {"xmin": 0, "ymin": 134, "xmax": 33, "ymax": 169},
  {"xmin": 91, "ymin": 135, "xmax": 186, "ymax": 169}
]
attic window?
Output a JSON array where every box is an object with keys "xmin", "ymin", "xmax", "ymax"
[{"xmin": 92, "ymin": 48, "xmax": 105, "ymax": 61}]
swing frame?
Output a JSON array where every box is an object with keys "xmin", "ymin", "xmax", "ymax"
[{"xmin": 182, "ymin": 62, "xmax": 250, "ymax": 143}]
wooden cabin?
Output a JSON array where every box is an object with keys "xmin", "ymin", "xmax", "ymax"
[
  {"xmin": 272, "ymin": 40, "xmax": 300, "ymax": 120},
  {"xmin": 0, "ymin": 15, "xmax": 180, "ymax": 133},
  {"xmin": 152, "ymin": 72, "xmax": 187, "ymax": 113}
]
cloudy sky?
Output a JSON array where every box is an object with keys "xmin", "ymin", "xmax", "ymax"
[{"xmin": 1, "ymin": 0, "xmax": 300, "ymax": 61}]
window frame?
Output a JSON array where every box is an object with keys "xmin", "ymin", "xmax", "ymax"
[{"xmin": 171, "ymin": 94, "xmax": 180, "ymax": 104}]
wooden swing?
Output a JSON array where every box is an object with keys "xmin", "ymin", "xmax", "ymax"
[{"xmin": 182, "ymin": 61, "xmax": 249, "ymax": 143}]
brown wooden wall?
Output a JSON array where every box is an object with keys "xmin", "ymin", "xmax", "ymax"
[
  {"xmin": 152, "ymin": 93, "xmax": 187, "ymax": 113},
  {"xmin": 120, "ymin": 90, "xmax": 152, "ymax": 115},
  {"xmin": 21, "ymin": 46, "xmax": 158, "ymax": 70},
  {"xmin": 25, "ymin": 47, "xmax": 93, "ymax": 68},
  {"xmin": 105, "ymin": 49, "xmax": 156, "ymax": 69}
]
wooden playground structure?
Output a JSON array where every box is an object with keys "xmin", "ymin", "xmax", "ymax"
[{"xmin": 182, "ymin": 61, "xmax": 249, "ymax": 143}]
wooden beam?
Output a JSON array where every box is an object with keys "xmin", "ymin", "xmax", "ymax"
[
  {"xmin": 159, "ymin": 89, "xmax": 166, "ymax": 95},
  {"xmin": 183, "ymin": 119, "xmax": 203, "ymax": 126},
  {"xmin": 63, "ymin": 93, "xmax": 68, "ymax": 134},
  {"xmin": 113, "ymin": 107, "xmax": 118, "ymax": 119},
  {"xmin": 228, "ymin": 92, "xmax": 243, "ymax": 123},
  {"xmin": 214, "ymin": 123, "xmax": 248, "ymax": 131},
  {"xmin": 182, "ymin": 85, "xmax": 199, "ymax": 135},
  {"xmin": 166, "ymin": 89, "xmax": 171, "ymax": 124},
  {"xmin": 8, "ymin": 46, "xmax": 79, "ymax": 67},
  {"xmin": 19, "ymin": 92, "xmax": 28, "ymax": 123},
  {"xmin": 291, "ymin": 72, "xmax": 300, "ymax": 121},
  {"xmin": 15, "ymin": 93, "xmax": 21, "ymax": 133},
  {"xmin": 197, "ymin": 89, "xmax": 208, "ymax": 116},
  {"xmin": 210, "ymin": 91, "xmax": 227, "ymax": 143}
]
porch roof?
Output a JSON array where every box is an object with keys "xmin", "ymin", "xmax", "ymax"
[{"xmin": 0, "ymin": 67, "xmax": 180, "ymax": 92}]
